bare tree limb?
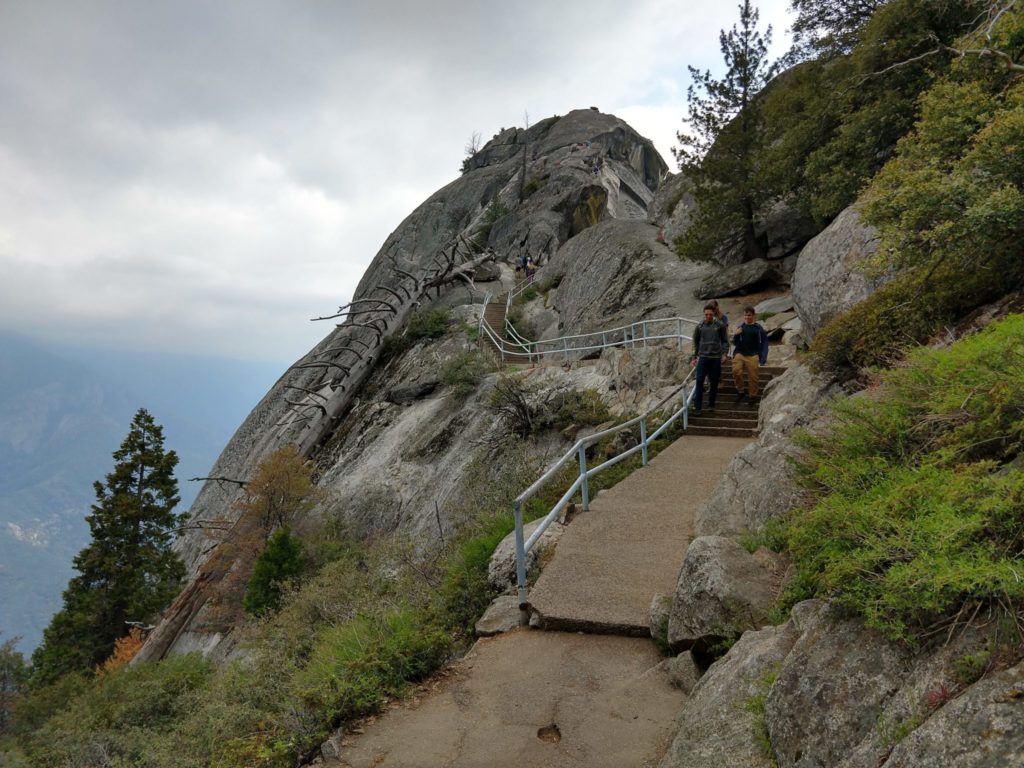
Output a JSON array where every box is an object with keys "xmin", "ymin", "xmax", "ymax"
[
  {"xmin": 284, "ymin": 385, "xmax": 331, "ymax": 401},
  {"xmin": 284, "ymin": 399, "xmax": 328, "ymax": 416},
  {"xmin": 188, "ymin": 475, "xmax": 248, "ymax": 487}
]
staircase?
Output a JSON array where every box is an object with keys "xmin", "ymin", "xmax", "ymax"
[
  {"xmin": 685, "ymin": 364, "xmax": 786, "ymax": 437},
  {"xmin": 480, "ymin": 292, "xmax": 511, "ymax": 359}
]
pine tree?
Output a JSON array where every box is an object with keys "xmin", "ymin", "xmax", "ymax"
[
  {"xmin": 242, "ymin": 526, "xmax": 305, "ymax": 615},
  {"xmin": 31, "ymin": 408, "xmax": 184, "ymax": 685},
  {"xmin": 674, "ymin": 0, "xmax": 775, "ymax": 262},
  {"xmin": 0, "ymin": 634, "xmax": 28, "ymax": 732}
]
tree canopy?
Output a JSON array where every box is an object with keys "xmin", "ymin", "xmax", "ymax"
[
  {"xmin": 30, "ymin": 408, "xmax": 184, "ymax": 685},
  {"xmin": 674, "ymin": 0, "xmax": 776, "ymax": 262}
]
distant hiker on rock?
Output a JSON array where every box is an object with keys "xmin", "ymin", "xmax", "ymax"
[
  {"xmin": 689, "ymin": 304, "xmax": 729, "ymax": 415},
  {"xmin": 731, "ymin": 305, "xmax": 769, "ymax": 403},
  {"xmin": 526, "ymin": 257, "xmax": 537, "ymax": 283}
]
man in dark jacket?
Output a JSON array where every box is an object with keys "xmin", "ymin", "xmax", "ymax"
[
  {"xmin": 689, "ymin": 304, "xmax": 728, "ymax": 414},
  {"xmin": 731, "ymin": 305, "xmax": 769, "ymax": 403}
]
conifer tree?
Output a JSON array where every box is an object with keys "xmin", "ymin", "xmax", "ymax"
[
  {"xmin": 674, "ymin": 0, "xmax": 775, "ymax": 262},
  {"xmin": 31, "ymin": 408, "xmax": 184, "ymax": 684}
]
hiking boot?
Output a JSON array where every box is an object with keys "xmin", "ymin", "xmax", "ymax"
[
  {"xmin": 736, "ymin": 393, "xmax": 748, "ymax": 404},
  {"xmin": 707, "ymin": 405, "xmax": 716, "ymax": 413},
  {"xmin": 691, "ymin": 407, "xmax": 703, "ymax": 416}
]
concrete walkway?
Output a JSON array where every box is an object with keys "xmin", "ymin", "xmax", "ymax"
[
  {"xmin": 529, "ymin": 434, "xmax": 751, "ymax": 634},
  {"xmin": 328, "ymin": 434, "xmax": 752, "ymax": 768}
]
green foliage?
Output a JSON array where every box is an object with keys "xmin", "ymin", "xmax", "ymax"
[
  {"xmin": 243, "ymin": 526, "xmax": 307, "ymax": 616},
  {"xmin": 406, "ymin": 308, "xmax": 452, "ymax": 341},
  {"xmin": 12, "ymin": 655, "xmax": 210, "ymax": 767},
  {"xmin": 440, "ymin": 350, "xmax": 491, "ymax": 396},
  {"xmin": 474, "ymin": 193, "xmax": 510, "ymax": 250},
  {"xmin": 675, "ymin": 0, "xmax": 776, "ymax": 261},
  {"xmin": 812, "ymin": 10, "xmax": 1024, "ymax": 371},
  {"xmin": 487, "ymin": 378, "xmax": 612, "ymax": 442},
  {"xmin": 294, "ymin": 608, "xmax": 451, "ymax": 728},
  {"xmin": 522, "ymin": 172, "xmax": 550, "ymax": 198},
  {"xmin": 787, "ymin": 0, "xmax": 885, "ymax": 60},
  {"xmin": 378, "ymin": 308, "xmax": 454, "ymax": 365},
  {"xmin": 0, "ymin": 637, "xmax": 27, "ymax": 736},
  {"xmin": 783, "ymin": 316, "xmax": 1024, "ymax": 644},
  {"xmin": 744, "ymin": 665, "xmax": 780, "ymax": 767},
  {"xmin": 32, "ymin": 408, "xmax": 184, "ymax": 686}
]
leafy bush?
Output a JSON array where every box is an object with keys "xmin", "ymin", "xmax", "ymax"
[
  {"xmin": 784, "ymin": 316, "xmax": 1024, "ymax": 644},
  {"xmin": 243, "ymin": 526, "xmax": 306, "ymax": 615},
  {"xmin": 813, "ymin": 17, "xmax": 1024, "ymax": 372},
  {"xmin": 406, "ymin": 308, "xmax": 452, "ymax": 342},
  {"xmin": 13, "ymin": 655, "xmax": 210, "ymax": 767},
  {"xmin": 440, "ymin": 351, "xmax": 491, "ymax": 396}
]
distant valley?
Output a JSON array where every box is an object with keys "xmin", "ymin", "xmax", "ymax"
[{"xmin": 0, "ymin": 333, "xmax": 282, "ymax": 654}]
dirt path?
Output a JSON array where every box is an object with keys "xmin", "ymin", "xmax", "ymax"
[
  {"xmin": 332, "ymin": 630, "xmax": 681, "ymax": 768},
  {"xmin": 326, "ymin": 434, "xmax": 752, "ymax": 768}
]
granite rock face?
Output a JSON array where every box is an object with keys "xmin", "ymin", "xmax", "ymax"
[
  {"xmin": 695, "ymin": 258, "xmax": 775, "ymax": 300},
  {"xmin": 765, "ymin": 604, "xmax": 915, "ymax": 768},
  {"xmin": 881, "ymin": 661, "xmax": 1024, "ymax": 768},
  {"xmin": 659, "ymin": 620, "xmax": 803, "ymax": 768},
  {"xmin": 791, "ymin": 206, "xmax": 882, "ymax": 343},
  {"xmin": 695, "ymin": 363, "xmax": 837, "ymax": 538},
  {"xmin": 667, "ymin": 536, "xmax": 783, "ymax": 654},
  {"xmin": 647, "ymin": 172, "xmax": 695, "ymax": 247},
  {"xmin": 545, "ymin": 218, "xmax": 711, "ymax": 335}
]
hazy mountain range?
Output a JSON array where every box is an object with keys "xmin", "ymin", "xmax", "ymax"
[{"xmin": 0, "ymin": 332, "xmax": 282, "ymax": 654}]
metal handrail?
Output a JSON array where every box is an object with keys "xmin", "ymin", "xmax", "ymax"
[
  {"xmin": 487, "ymin": 316, "xmax": 698, "ymax": 364},
  {"xmin": 509, "ymin": 367, "xmax": 698, "ymax": 614},
  {"xmin": 477, "ymin": 283, "xmax": 703, "ymax": 615}
]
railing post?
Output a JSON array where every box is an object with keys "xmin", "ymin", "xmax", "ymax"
[
  {"xmin": 578, "ymin": 443, "xmax": 590, "ymax": 511},
  {"xmin": 563, "ymin": 337, "xmax": 569, "ymax": 362},
  {"xmin": 642, "ymin": 321, "xmax": 648, "ymax": 348},
  {"xmin": 677, "ymin": 318, "xmax": 683, "ymax": 351},
  {"xmin": 640, "ymin": 418, "xmax": 649, "ymax": 465},
  {"xmin": 602, "ymin": 331, "xmax": 607, "ymax": 350},
  {"xmin": 682, "ymin": 384, "xmax": 689, "ymax": 430},
  {"xmin": 513, "ymin": 500, "xmax": 529, "ymax": 623}
]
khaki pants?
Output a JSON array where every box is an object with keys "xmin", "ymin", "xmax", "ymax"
[{"xmin": 732, "ymin": 354, "xmax": 760, "ymax": 396}]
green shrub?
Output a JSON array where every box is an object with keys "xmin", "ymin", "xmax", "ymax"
[
  {"xmin": 744, "ymin": 665, "xmax": 780, "ymax": 767},
  {"xmin": 440, "ymin": 351, "xmax": 491, "ymax": 396},
  {"xmin": 243, "ymin": 526, "xmax": 306, "ymax": 615},
  {"xmin": 14, "ymin": 655, "xmax": 210, "ymax": 767},
  {"xmin": 294, "ymin": 608, "xmax": 451, "ymax": 725},
  {"xmin": 784, "ymin": 316, "xmax": 1024, "ymax": 644}
]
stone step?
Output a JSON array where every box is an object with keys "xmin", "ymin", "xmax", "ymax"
[
  {"xmin": 684, "ymin": 425, "xmax": 759, "ymax": 438},
  {"xmin": 692, "ymin": 407, "xmax": 758, "ymax": 419},
  {"xmin": 687, "ymin": 415, "xmax": 758, "ymax": 428}
]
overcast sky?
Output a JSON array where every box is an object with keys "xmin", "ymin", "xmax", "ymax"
[{"xmin": 0, "ymin": 1, "xmax": 793, "ymax": 365}]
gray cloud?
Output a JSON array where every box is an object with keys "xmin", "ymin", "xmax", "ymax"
[{"xmin": 0, "ymin": 0, "xmax": 792, "ymax": 362}]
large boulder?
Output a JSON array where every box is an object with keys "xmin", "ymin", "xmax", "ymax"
[
  {"xmin": 695, "ymin": 364, "xmax": 838, "ymax": 538},
  {"xmin": 667, "ymin": 536, "xmax": 783, "ymax": 654},
  {"xmin": 791, "ymin": 206, "xmax": 882, "ymax": 343},
  {"xmin": 696, "ymin": 258, "xmax": 775, "ymax": 300},
  {"xmin": 881, "ymin": 661, "xmax": 1024, "ymax": 768},
  {"xmin": 545, "ymin": 218, "xmax": 711, "ymax": 335},
  {"xmin": 659, "ymin": 617, "xmax": 805, "ymax": 768},
  {"xmin": 647, "ymin": 172, "xmax": 695, "ymax": 247},
  {"xmin": 765, "ymin": 604, "xmax": 915, "ymax": 767},
  {"xmin": 487, "ymin": 519, "xmax": 566, "ymax": 592}
]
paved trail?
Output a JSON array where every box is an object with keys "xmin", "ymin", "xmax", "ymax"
[{"xmin": 329, "ymin": 435, "xmax": 751, "ymax": 768}]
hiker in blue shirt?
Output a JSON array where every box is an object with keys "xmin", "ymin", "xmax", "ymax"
[
  {"xmin": 731, "ymin": 305, "xmax": 769, "ymax": 403},
  {"xmin": 689, "ymin": 304, "xmax": 729, "ymax": 414}
]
